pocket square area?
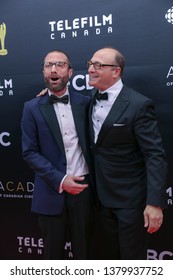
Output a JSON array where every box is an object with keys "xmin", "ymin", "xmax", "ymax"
[{"xmin": 113, "ymin": 123, "xmax": 126, "ymax": 126}]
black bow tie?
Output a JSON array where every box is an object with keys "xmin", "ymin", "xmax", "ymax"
[
  {"xmin": 49, "ymin": 94, "xmax": 69, "ymax": 104},
  {"xmin": 95, "ymin": 92, "xmax": 108, "ymax": 101}
]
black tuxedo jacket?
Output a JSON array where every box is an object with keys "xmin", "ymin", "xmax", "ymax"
[
  {"xmin": 21, "ymin": 91, "xmax": 94, "ymax": 215},
  {"xmin": 89, "ymin": 85, "xmax": 167, "ymax": 209}
]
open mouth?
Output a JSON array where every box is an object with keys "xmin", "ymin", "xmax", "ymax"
[{"xmin": 51, "ymin": 77, "xmax": 59, "ymax": 81}]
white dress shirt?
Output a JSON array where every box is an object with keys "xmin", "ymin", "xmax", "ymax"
[
  {"xmin": 48, "ymin": 89, "xmax": 88, "ymax": 191},
  {"xmin": 92, "ymin": 79, "xmax": 123, "ymax": 143}
]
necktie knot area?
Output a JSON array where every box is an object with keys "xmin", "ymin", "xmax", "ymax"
[{"xmin": 49, "ymin": 94, "xmax": 69, "ymax": 104}]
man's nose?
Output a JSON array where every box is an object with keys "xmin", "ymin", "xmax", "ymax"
[
  {"xmin": 88, "ymin": 64, "xmax": 95, "ymax": 72},
  {"xmin": 51, "ymin": 64, "xmax": 57, "ymax": 71}
]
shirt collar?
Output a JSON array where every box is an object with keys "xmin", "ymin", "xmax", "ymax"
[{"xmin": 100, "ymin": 79, "xmax": 123, "ymax": 102}]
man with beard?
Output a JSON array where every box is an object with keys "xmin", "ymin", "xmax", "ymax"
[{"xmin": 21, "ymin": 50, "xmax": 95, "ymax": 260}]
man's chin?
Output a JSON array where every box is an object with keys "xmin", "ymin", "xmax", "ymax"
[
  {"xmin": 49, "ymin": 84, "xmax": 65, "ymax": 92},
  {"xmin": 89, "ymin": 81, "xmax": 96, "ymax": 87}
]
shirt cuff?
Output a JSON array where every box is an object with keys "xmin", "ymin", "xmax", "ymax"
[{"xmin": 59, "ymin": 175, "xmax": 67, "ymax": 193}]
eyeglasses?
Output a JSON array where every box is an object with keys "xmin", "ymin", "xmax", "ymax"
[
  {"xmin": 86, "ymin": 60, "xmax": 119, "ymax": 70},
  {"xmin": 43, "ymin": 61, "xmax": 70, "ymax": 69}
]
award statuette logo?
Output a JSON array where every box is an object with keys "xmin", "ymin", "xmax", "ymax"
[{"xmin": 0, "ymin": 23, "xmax": 8, "ymax": 56}]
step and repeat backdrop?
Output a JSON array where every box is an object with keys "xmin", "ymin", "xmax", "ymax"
[{"xmin": 0, "ymin": 0, "xmax": 173, "ymax": 260}]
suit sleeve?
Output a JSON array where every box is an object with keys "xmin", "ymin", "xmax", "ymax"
[
  {"xmin": 21, "ymin": 102, "xmax": 65, "ymax": 191},
  {"xmin": 134, "ymin": 99, "xmax": 167, "ymax": 208}
]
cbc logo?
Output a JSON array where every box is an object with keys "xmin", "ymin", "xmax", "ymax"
[
  {"xmin": 0, "ymin": 132, "xmax": 11, "ymax": 146},
  {"xmin": 148, "ymin": 249, "xmax": 173, "ymax": 260},
  {"xmin": 165, "ymin": 7, "xmax": 173, "ymax": 24},
  {"xmin": 69, "ymin": 74, "xmax": 92, "ymax": 91}
]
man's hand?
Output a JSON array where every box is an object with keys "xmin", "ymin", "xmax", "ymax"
[
  {"xmin": 62, "ymin": 175, "xmax": 88, "ymax": 195},
  {"xmin": 144, "ymin": 205, "xmax": 163, "ymax": 234},
  {"xmin": 36, "ymin": 88, "xmax": 48, "ymax": 97}
]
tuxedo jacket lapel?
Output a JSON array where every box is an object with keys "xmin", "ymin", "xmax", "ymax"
[
  {"xmin": 38, "ymin": 97, "xmax": 65, "ymax": 155},
  {"xmin": 39, "ymin": 92, "xmax": 88, "ymax": 156},
  {"xmin": 89, "ymin": 90, "xmax": 97, "ymax": 147},
  {"xmin": 96, "ymin": 86, "xmax": 130, "ymax": 146},
  {"xmin": 70, "ymin": 92, "xmax": 88, "ymax": 153}
]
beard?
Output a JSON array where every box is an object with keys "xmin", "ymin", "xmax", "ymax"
[{"xmin": 44, "ymin": 75, "xmax": 69, "ymax": 92}]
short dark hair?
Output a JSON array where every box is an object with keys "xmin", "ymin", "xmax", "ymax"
[{"xmin": 44, "ymin": 49, "xmax": 72, "ymax": 69}]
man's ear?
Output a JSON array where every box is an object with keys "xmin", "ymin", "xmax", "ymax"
[
  {"xmin": 112, "ymin": 67, "xmax": 121, "ymax": 80},
  {"xmin": 69, "ymin": 68, "xmax": 73, "ymax": 79}
]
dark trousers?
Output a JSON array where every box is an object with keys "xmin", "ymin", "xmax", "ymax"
[
  {"xmin": 99, "ymin": 205, "xmax": 148, "ymax": 260},
  {"xmin": 38, "ymin": 178, "xmax": 94, "ymax": 260}
]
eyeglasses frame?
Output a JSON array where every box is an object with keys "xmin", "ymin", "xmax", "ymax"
[{"xmin": 86, "ymin": 60, "xmax": 120, "ymax": 70}]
